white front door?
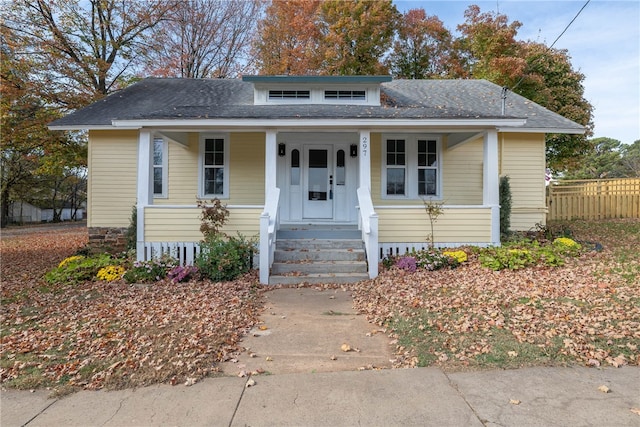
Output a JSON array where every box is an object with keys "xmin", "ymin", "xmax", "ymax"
[{"xmin": 303, "ymin": 145, "xmax": 333, "ymax": 219}]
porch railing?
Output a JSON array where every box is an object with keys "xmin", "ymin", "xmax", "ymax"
[
  {"xmin": 357, "ymin": 186, "xmax": 378, "ymax": 279},
  {"xmin": 259, "ymin": 187, "xmax": 281, "ymax": 284}
]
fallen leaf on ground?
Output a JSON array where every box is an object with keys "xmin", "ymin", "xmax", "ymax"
[
  {"xmin": 598, "ymin": 385, "xmax": 610, "ymax": 393},
  {"xmin": 509, "ymin": 399, "xmax": 521, "ymax": 405}
]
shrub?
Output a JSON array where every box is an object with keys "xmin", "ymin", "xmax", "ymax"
[
  {"xmin": 167, "ymin": 265, "xmax": 199, "ymax": 283},
  {"xmin": 122, "ymin": 256, "xmax": 177, "ymax": 283},
  {"xmin": 58, "ymin": 255, "xmax": 85, "ymax": 268},
  {"xmin": 499, "ymin": 175, "xmax": 512, "ymax": 237},
  {"xmin": 414, "ymin": 249, "xmax": 459, "ymax": 271},
  {"xmin": 552, "ymin": 237, "xmax": 582, "ymax": 255},
  {"xmin": 45, "ymin": 253, "xmax": 115, "ymax": 285},
  {"xmin": 195, "ymin": 234, "xmax": 255, "ymax": 282},
  {"xmin": 96, "ymin": 265, "xmax": 126, "ymax": 282},
  {"xmin": 395, "ymin": 256, "xmax": 417, "ymax": 272},
  {"xmin": 198, "ymin": 199, "xmax": 230, "ymax": 239},
  {"xmin": 479, "ymin": 247, "xmax": 534, "ymax": 271},
  {"xmin": 443, "ymin": 250, "xmax": 468, "ymax": 264},
  {"xmin": 125, "ymin": 205, "xmax": 137, "ymax": 250}
]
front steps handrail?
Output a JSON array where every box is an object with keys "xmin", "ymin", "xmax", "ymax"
[{"xmin": 357, "ymin": 186, "xmax": 378, "ymax": 279}]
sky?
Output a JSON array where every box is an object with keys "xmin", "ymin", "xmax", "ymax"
[{"xmin": 395, "ymin": 0, "xmax": 640, "ymax": 144}]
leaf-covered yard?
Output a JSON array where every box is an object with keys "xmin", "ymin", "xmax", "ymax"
[
  {"xmin": 0, "ymin": 226, "xmax": 263, "ymax": 393},
  {"xmin": 1, "ymin": 219, "xmax": 638, "ymax": 394},
  {"xmin": 351, "ymin": 219, "xmax": 640, "ymax": 370}
]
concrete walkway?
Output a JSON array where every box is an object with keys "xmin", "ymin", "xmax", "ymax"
[{"xmin": 2, "ymin": 288, "xmax": 639, "ymax": 426}]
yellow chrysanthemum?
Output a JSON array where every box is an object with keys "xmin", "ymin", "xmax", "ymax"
[
  {"xmin": 443, "ymin": 250, "xmax": 468, "ymax": 263},
  {"xmin": 58, "ymin": 255, "xmax": 85, "ymax": 268},
  {"xmin": 96, "ymin": 265, "xmax": 125, "ymax": 282},
  {"xmin": 553, "ymin": 237, "xmax": 581, "ymax": 249}
]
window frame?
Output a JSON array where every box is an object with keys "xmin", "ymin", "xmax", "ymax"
[
  {"xmin": 381, "ymin": 134, "xmax": 442, "ymax": 200},
  {"xmin": 199, "ymin": 133, "xmax": 230, "ymax": 199},
  {"xmin": 153, "ymin": 136, "xmax": 168, "ymax": 199}
]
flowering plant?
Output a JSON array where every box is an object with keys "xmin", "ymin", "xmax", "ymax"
[
  {"xmin": 552, "ymin": 237, "xmax": 581, "ymax": 255},
  {"xmin": 97, "ymin": 265, "xmax": 125, "ymax": 282},
  {"xmin": 443, "ymin": 250, "xmax": 468, "ymax": 263},
  {"xmin": 58, "ymin": 255, "xmax": 85, "ymax": 268},
  {"xmin": 167, "ymin": 265, "xmax": 199, "ymax": 283},
  {"xmin": 395, "ymin": 256, "xmax": 417, "ymax": 272},
  {"xmin": 123, "ymin": 256, "xmax": 177, "ymax": 283}
]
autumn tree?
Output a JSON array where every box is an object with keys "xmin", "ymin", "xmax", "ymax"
[
  {"xmin": 320, "ymin": 0, "xmax": 399, "ymax": 75},
  {"xmin": 386, "ymin": 8, "xmax": 455, "ymax": 79},
  {"xmin": 145, "ymin": 0, "xmax": 262, "ymax": 78},
  {"xmin": 3, "ymin": 0, "xmax": 176, "ymax": 109},
  {"xmin": 253, "ymin": 0, "xmax": 325, "ymax": 75},
  {"xmin": 0, "ymin": 25, "xmax": 86, "ymax": 226},
  {"xmin": 514, "ymin": 42, "xmax": 594, "ymax": 171},
  {"xmin": 455, "ymin": 5, "xmax": 526, "ymax": 85},
  {"xmin": 454, "ymin": 5, "xmax": 593, "ymax": 172}
]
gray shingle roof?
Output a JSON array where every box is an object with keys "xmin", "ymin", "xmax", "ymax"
[{"xmin": 49, "ymin": 77, "xmax": 584, "ymax": 132}]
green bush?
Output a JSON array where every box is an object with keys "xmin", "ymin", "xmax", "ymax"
[
  {"xmin": 479, "ymin": 247, "xmax": 534, "ymax": 271},
  {"xmin": 45, "ymin": 253, "xmax": 116, "ymax": 285},
  {"xmin": 122, "ymin": 256, "xmax": 177, "ymax": 283},
  {"xmin": 196, "ymin": 234, "xmax": 256, "ymax": 282},
  {"xmin": 479, "ymin": 238, "xmax": 583, "ymax": 271},
  {"xmin": 499, "ymin": 175, "xmax": 512, "ymax": 238}
]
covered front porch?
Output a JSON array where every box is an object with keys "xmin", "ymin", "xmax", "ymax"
[{"xmin": 134, "ymin": 127, "xmax": 503, "ymax": 285}]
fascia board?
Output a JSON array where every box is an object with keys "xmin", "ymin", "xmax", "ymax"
[
  {"xmin": 498, "ymin": 126, "xmax": 586, "ymax": 134},
  {"xmin": 111, "ymin": 118, "xmax": 527, "ymax": 129}
]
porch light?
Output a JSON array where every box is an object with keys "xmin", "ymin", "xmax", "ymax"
[
  {"xmin": 278, "ymin": 143, "xmax": 286, "ymax": 157},
  {"xmin": 350, "ymin": 144, "xmax": 358, "ymax": 157}
]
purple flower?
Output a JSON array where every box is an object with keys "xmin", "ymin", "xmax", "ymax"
[{"xmin": 395, "ymin": 256, "xmax": 417, "ymax": 273}]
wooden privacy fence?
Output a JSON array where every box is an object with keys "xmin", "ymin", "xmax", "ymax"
[{"xmin": 546, "ymin": 178, "xmax": 640, "ymax": 220}]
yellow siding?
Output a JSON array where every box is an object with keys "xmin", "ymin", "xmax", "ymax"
[
  {"xmin": 378, "ymin": 208, "xmax": 492, "ymax": 243},
  {"xmin": 155, "ymin": 133, "xmax": 199, "ymax": 205},
  {"xmin": 500, "ymin": 133, "xmax": 547, "ymax": 230},
  {"xmin": 88, "ymin": 130, "xmax": 138, "ymax": 227},
  {"xmin": 228, "ymin": 133, "xmax": 265, "ymax": 205},
  {"xmin": 442, "ymin": 137, "xmax": 483, "ymax": 204},
  {"xmin": 144, "ymin": 207, "xmax": 261, "ymax": 241}
]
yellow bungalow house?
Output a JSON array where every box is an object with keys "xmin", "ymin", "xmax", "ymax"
[{"xmin": 49, "ymin": 76, "xmax": 584, "ymax": 284}]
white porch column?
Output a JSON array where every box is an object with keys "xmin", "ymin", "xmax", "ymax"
[
  {"xmin": 136, "ymin": 130, "xmax": 154, "ymax": 261},
  {"xmin": 483, "ymin": 130, "xmax": 500, "ymax": 245},
  {"xmin": 265, "ymin": 130, "xmax": 277, "ymax": 197},
  {"xmin": 358, "ymin": 130, "xmax": 371, "ymax": 191}
]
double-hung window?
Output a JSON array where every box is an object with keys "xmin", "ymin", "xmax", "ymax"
[
  {"xmin": 200, "ymin": 134, "xmax": 229, "ymax": 198},
  {"xmin": 153, "ymin": 137, "xmax": 167, "ymax": 198},
  {"xmin": 386, "ymin": 139, "xmax": 406, "ymax": 196},
  {"xmin": 382, "ymin": 135, "xmax": 441, "ymax": 199}
]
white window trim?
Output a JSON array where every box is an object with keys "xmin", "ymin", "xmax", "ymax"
[
  {"xmin": 381, "ymin": 134, "xmax": 443, "ymax": 200},
  {"xmin": 199, "ymin": 133, "xmax": 230, "ymax": 199},
  {"xmin": 153, "ymin": 136, "xmax": 168, "ymax": 199}
]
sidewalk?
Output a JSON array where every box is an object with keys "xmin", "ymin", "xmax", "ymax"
[
  {"xmin": 2, "ymin": 366, "xmax": 638, "ymax": 426},
  {"xmin": 2, "ymin": 287, "xmax": 639, "ymax": 426}
]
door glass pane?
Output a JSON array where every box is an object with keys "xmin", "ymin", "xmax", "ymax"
[
  {"xmin": 336, "ymin": 149, "xmax": 345, "ymax": 185},
  {"xmin": 291, "ymin": 149, "xmax": 300, "ymax": 185},
  {"xmin": 308, "ymin": 149, "xmax": 328, "ymax": 200}
]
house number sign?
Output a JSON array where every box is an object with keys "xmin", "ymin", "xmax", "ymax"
[{"xmin": 360, "ymin": 135, "xmax": 369, "ymax": 157}]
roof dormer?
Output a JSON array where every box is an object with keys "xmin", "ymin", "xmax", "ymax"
[{"xmin": 242, "ymin": 75, "xmax": 391, "ymax": 106}]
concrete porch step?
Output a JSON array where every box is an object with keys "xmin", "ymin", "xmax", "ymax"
[
  {"xmin": 269, "ymin": 230, "xmax": 369, "ymax": 285},
  {"xmin": 271, "ymin": 260, "xmax": 368, "ymax": 275},
  {"xmin": 268, "ymin": 272, "xmax": 369, "ymax": 285},
  {"xmin": 276, "ymin": 239, "xmax": 363, "ymax": 251}
]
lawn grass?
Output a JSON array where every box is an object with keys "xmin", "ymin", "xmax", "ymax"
[{"xmin": 352, "ymin": 218, "xmax": 640, "ymax": 371}]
